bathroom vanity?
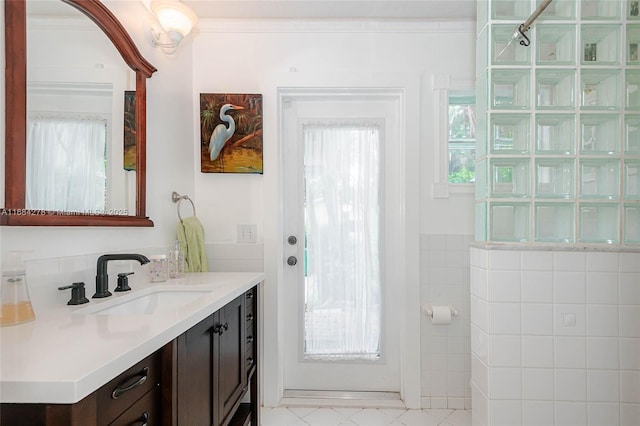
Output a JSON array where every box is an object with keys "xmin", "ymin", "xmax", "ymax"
[{"xmin": 0, "ymin": 272, "xmax": 263, "ymax": 426}]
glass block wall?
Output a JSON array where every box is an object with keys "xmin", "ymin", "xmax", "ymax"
[{"xmin": 476, "ymin": 0, "xmax": 640, "ymax": 244}]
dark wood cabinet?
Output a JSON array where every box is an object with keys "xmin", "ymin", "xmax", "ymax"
[
  {"xmin": 0, "ymin": 286, "xmax": 260, "ymax": 426},
  {"xmin": 97, "ymin": 351, "xmax": 162, "ymax": 425},
  {"xmin": 175, "ymin": 288, "xmax": 258, "ymax": 426},
  {"xmin": 215, "ymin": 294, "xmax": 247, "ymax": 426},
  {"xmin": 175, "ymin": 313, "xmax": 215, "ymax": 425},
  {"xmin": 0, "ymin": 351, "xmax": 162, "ymax": 426}
]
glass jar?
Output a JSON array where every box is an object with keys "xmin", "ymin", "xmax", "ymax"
[
  {"xmin": 168, "ymin": 240, "xmax": 185, "ymax": 279},
  {"xmin": 148, "ymin": 255, "xmax": 168, "ymax": 282}
]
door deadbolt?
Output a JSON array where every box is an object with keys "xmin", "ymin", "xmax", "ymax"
[
  {"xmin": 287, "ymin": 236, "xmax": 297, "ymax": 245},
  {"xmin": 287, "ymin": 256, "xmax": 298, "ymax": 266}
]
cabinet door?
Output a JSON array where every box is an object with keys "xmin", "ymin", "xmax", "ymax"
[
  {"xmin": 176, "ymin": 314, "xmax": 214, "ymax": 426},
  {"xmin": 214, "ymin": 294, "xmax": 247, "ymax": 426}
]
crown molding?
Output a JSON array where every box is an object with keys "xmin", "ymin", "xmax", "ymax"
[{"xmin": 198, "ymin": 18, "xmax": 475, "ymax": 34}]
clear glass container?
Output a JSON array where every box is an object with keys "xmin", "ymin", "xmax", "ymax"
[
  {"xmin": 536, "ymin": 114, "xmax": 576, "ymax": 154},
  {"xmin": 1, "ymin": 252, "xmax": 35, "ymax": 327},
  {"xmin": 579, "ymin": 203, "xmax": 619, "ymax": 243},
  {"xmin": 624, "ymin": 203, "xmax": 640, "ymax": 243},
  {"xmin": 581, "ymin": 69, "xmax": 621, "ymax": 109},
  {"xmin": 580, "ymin": 159, "xmax": 620, "ymax": 199},
  {"xmin": 490, "ymin": 113, "xmax": 530, "ymax": 153},
  {"xmin": 536, "ymin": 24, "xmax": 576, "ymax": 65},
  {"xmin": 492, "ymin": 25, "xmax": 531, "ymax": 65},
  {"xmin": 626, "ymin": 24, "xmax": 640, "ymax": 63},
  {"xmin": 491, "ymin": 69, "xmax": 531, "ymax": 109},
  {"xmin": 535, "ymin": 159, "xmax": 575, "ymax": 198},
  {"xmin": 536, "ymin": 69, "xmax": 575, "ymax": 109},
  {"xmin": 581, "ymin": 25, "xmax": 621, "ymax": 65},
  {"xmin": 580, "ymin": 114, "xmax": 621, "ymax": 154},
  {"xmin": 148, "ymin": 255, "xmax": 169, "ymax": 282},
  {"xmin": 490, "ymin": 202, "xmax": 530, "ymax": 242},
  {"xmin": 626, "ymin": 70, "xmax": 640, "ymax": 109},
  {"xmin": 625, "ymin": 115, "xmax": 640, "ymax": 153},
  {"xmin": 581, "ymin": 0, "xmax": 621, "ymax": 20},
  {"xmin": 625, "ymin": 160, "xmax": 640, "ymax": 199},
  {"xmin": 535, "ymin": 202, "xmax": 575, "ymax": 242},
  {"xmin": 168, "ymin": 240, "xmax": 185, "ymax": 279},
  {"xmin": 490, "ymin": 158, "xmax": 530, "ymax": 197}
]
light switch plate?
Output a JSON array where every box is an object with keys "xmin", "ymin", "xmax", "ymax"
[{"xmin": 238, "ymin": 224, "xmax": 257, "ymax": 243}]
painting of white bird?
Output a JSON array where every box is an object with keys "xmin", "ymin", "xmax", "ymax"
[
  {"xmin": 209, "ymin": 103, "xmax": 244, "ymax": 161},
  {"xmin": 200, "ymin": 93, "xmax": 263, "ymax": 174}
]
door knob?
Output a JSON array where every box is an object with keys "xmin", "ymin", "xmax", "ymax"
[
  {"xmin": 288, "ymin": 236, "xmax": 297, "ymax": 245},
  {"xmin": 287, "ymin": 256, "xmax": 298, "ymax": 266}
]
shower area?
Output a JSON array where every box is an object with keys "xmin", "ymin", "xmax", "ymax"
[{"xmin": 471, "ymin": 0, "xmax": 640, "ymax": 424}]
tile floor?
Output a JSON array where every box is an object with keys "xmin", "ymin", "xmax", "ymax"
[{"xmin": 261, "ymin": 407, "xmax": 472, "ymax": 426}]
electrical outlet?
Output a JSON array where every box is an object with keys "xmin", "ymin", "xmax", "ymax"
[{"xmin": 238, "ymin": 224, "xmax": 257, "ymax": 243}]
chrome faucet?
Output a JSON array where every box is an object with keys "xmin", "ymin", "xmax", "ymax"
[{"xmin": 93, "ymin": 254, "xmax": 150, "ymax": 298}]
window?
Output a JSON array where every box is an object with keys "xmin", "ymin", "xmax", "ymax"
[
  {"xmin": 26, "ymin": 116, "xmax": 107, "ymax": 212},
  {"xmin": 448, "ymin": 92, "xmax": 476, "ymax": 184}
]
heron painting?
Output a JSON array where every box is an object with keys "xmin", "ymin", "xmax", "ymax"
[{"xmin": 200, "ymin": 93, "xmax": 263, "ymax": 174}]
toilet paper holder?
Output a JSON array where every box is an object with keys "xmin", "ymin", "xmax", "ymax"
[{"xmin": 423, "ymin": 305, "xmax": 459, "ymax": 318}]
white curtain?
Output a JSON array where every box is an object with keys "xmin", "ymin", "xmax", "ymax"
[
  {"xmin": 303, "ymin": 122, "xmax": 382, "ymax": 361},
  {"xmin": 26, "ymin": 116, "xmax": 107, "ymax": 212}
]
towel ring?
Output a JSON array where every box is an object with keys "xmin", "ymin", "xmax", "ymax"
[{"xmin": 172, "ymin": 191, "xmax": 196, "ymax": 223}]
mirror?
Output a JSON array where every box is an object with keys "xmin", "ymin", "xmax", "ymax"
[{"xmin": 3, "ymin": 0, "xmax": 157, "ymax": 226}]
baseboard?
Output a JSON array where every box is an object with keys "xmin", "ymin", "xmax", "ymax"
[{"xmin": 281, "ymin": 390, "xmax": 404, "ymax": 408}]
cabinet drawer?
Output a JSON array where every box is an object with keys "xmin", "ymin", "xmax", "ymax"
[
  {"xmin": 109, "ymin": 389, "xmax": 160, "ymax": 426},
  {"xmin": 98, "ymin": 351, "xmax": 161, "ymax": 424}
]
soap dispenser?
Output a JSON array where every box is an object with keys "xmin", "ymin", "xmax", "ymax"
[{"xmin": 1, "ymin": 251, "xmax": 35, "ymax": 326}]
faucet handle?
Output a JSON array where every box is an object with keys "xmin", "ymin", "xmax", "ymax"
[
  {"xmin": 58, "ymin": 282, "xmax": 90, "ymax": 305},
  {"xmin": 115, "ymin": 272, "xmax": 134, "ymax": 292}
]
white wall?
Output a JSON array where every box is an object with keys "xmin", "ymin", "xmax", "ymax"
[
  {"xmin": 192, "ymin": 19, "xmax": 476, "ymax": 407},
  {"xmin": 192, "ymin": 20, "xmax": 476, "ymax": 242},
  {"xmin": 1, "ymin": 0, "xmax": 195, "ymax": 262}
]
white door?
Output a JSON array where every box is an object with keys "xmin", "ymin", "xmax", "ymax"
[{"xmin": 282, "ymin": 91, "xmax": 403, "ymax": 395}]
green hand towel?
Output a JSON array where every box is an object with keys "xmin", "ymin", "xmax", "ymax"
[{"xmin": 177, "ymin": 216, "xmax": 209, "ymax": 272}]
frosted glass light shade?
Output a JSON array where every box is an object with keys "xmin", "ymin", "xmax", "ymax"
[{"xmin": 151, "ymin": 0, "xmax": 198, "ymax": 41}]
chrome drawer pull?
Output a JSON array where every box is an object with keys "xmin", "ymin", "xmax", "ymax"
[
  {"xmin": 139, "ymin": 411, "xmax": 149, "ymax": 426},
  {"xmin": 111, "ymin": 367, "xmax": 149, "ymax": 399}
]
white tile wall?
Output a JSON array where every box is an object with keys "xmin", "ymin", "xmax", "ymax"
[
  {"xmin": 470, "ymin": 246, "xmax": 640, "ymax": 426},
  {"xmin": 420, "ymin": 234, "xmax": 473, "ymax": 409}
]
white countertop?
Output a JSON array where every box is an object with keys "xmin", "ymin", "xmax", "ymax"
[{"xmin": 0, "ymin": 272, "xmax": 264, "ymax": 404}]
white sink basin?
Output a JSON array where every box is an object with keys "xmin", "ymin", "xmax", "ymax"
[{"xmin": 74, "ymin": 288, "xmax": 211, "ymax": 315}]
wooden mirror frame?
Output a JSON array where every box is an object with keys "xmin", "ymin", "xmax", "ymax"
[{"xmin": 2, "ymin": 0, "xmax": 157, "ymax": 226}]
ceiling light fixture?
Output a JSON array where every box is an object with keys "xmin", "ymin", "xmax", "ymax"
[{"xmin": 146, "ymin": 0, "xmax": 198, "ymax": 55}]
